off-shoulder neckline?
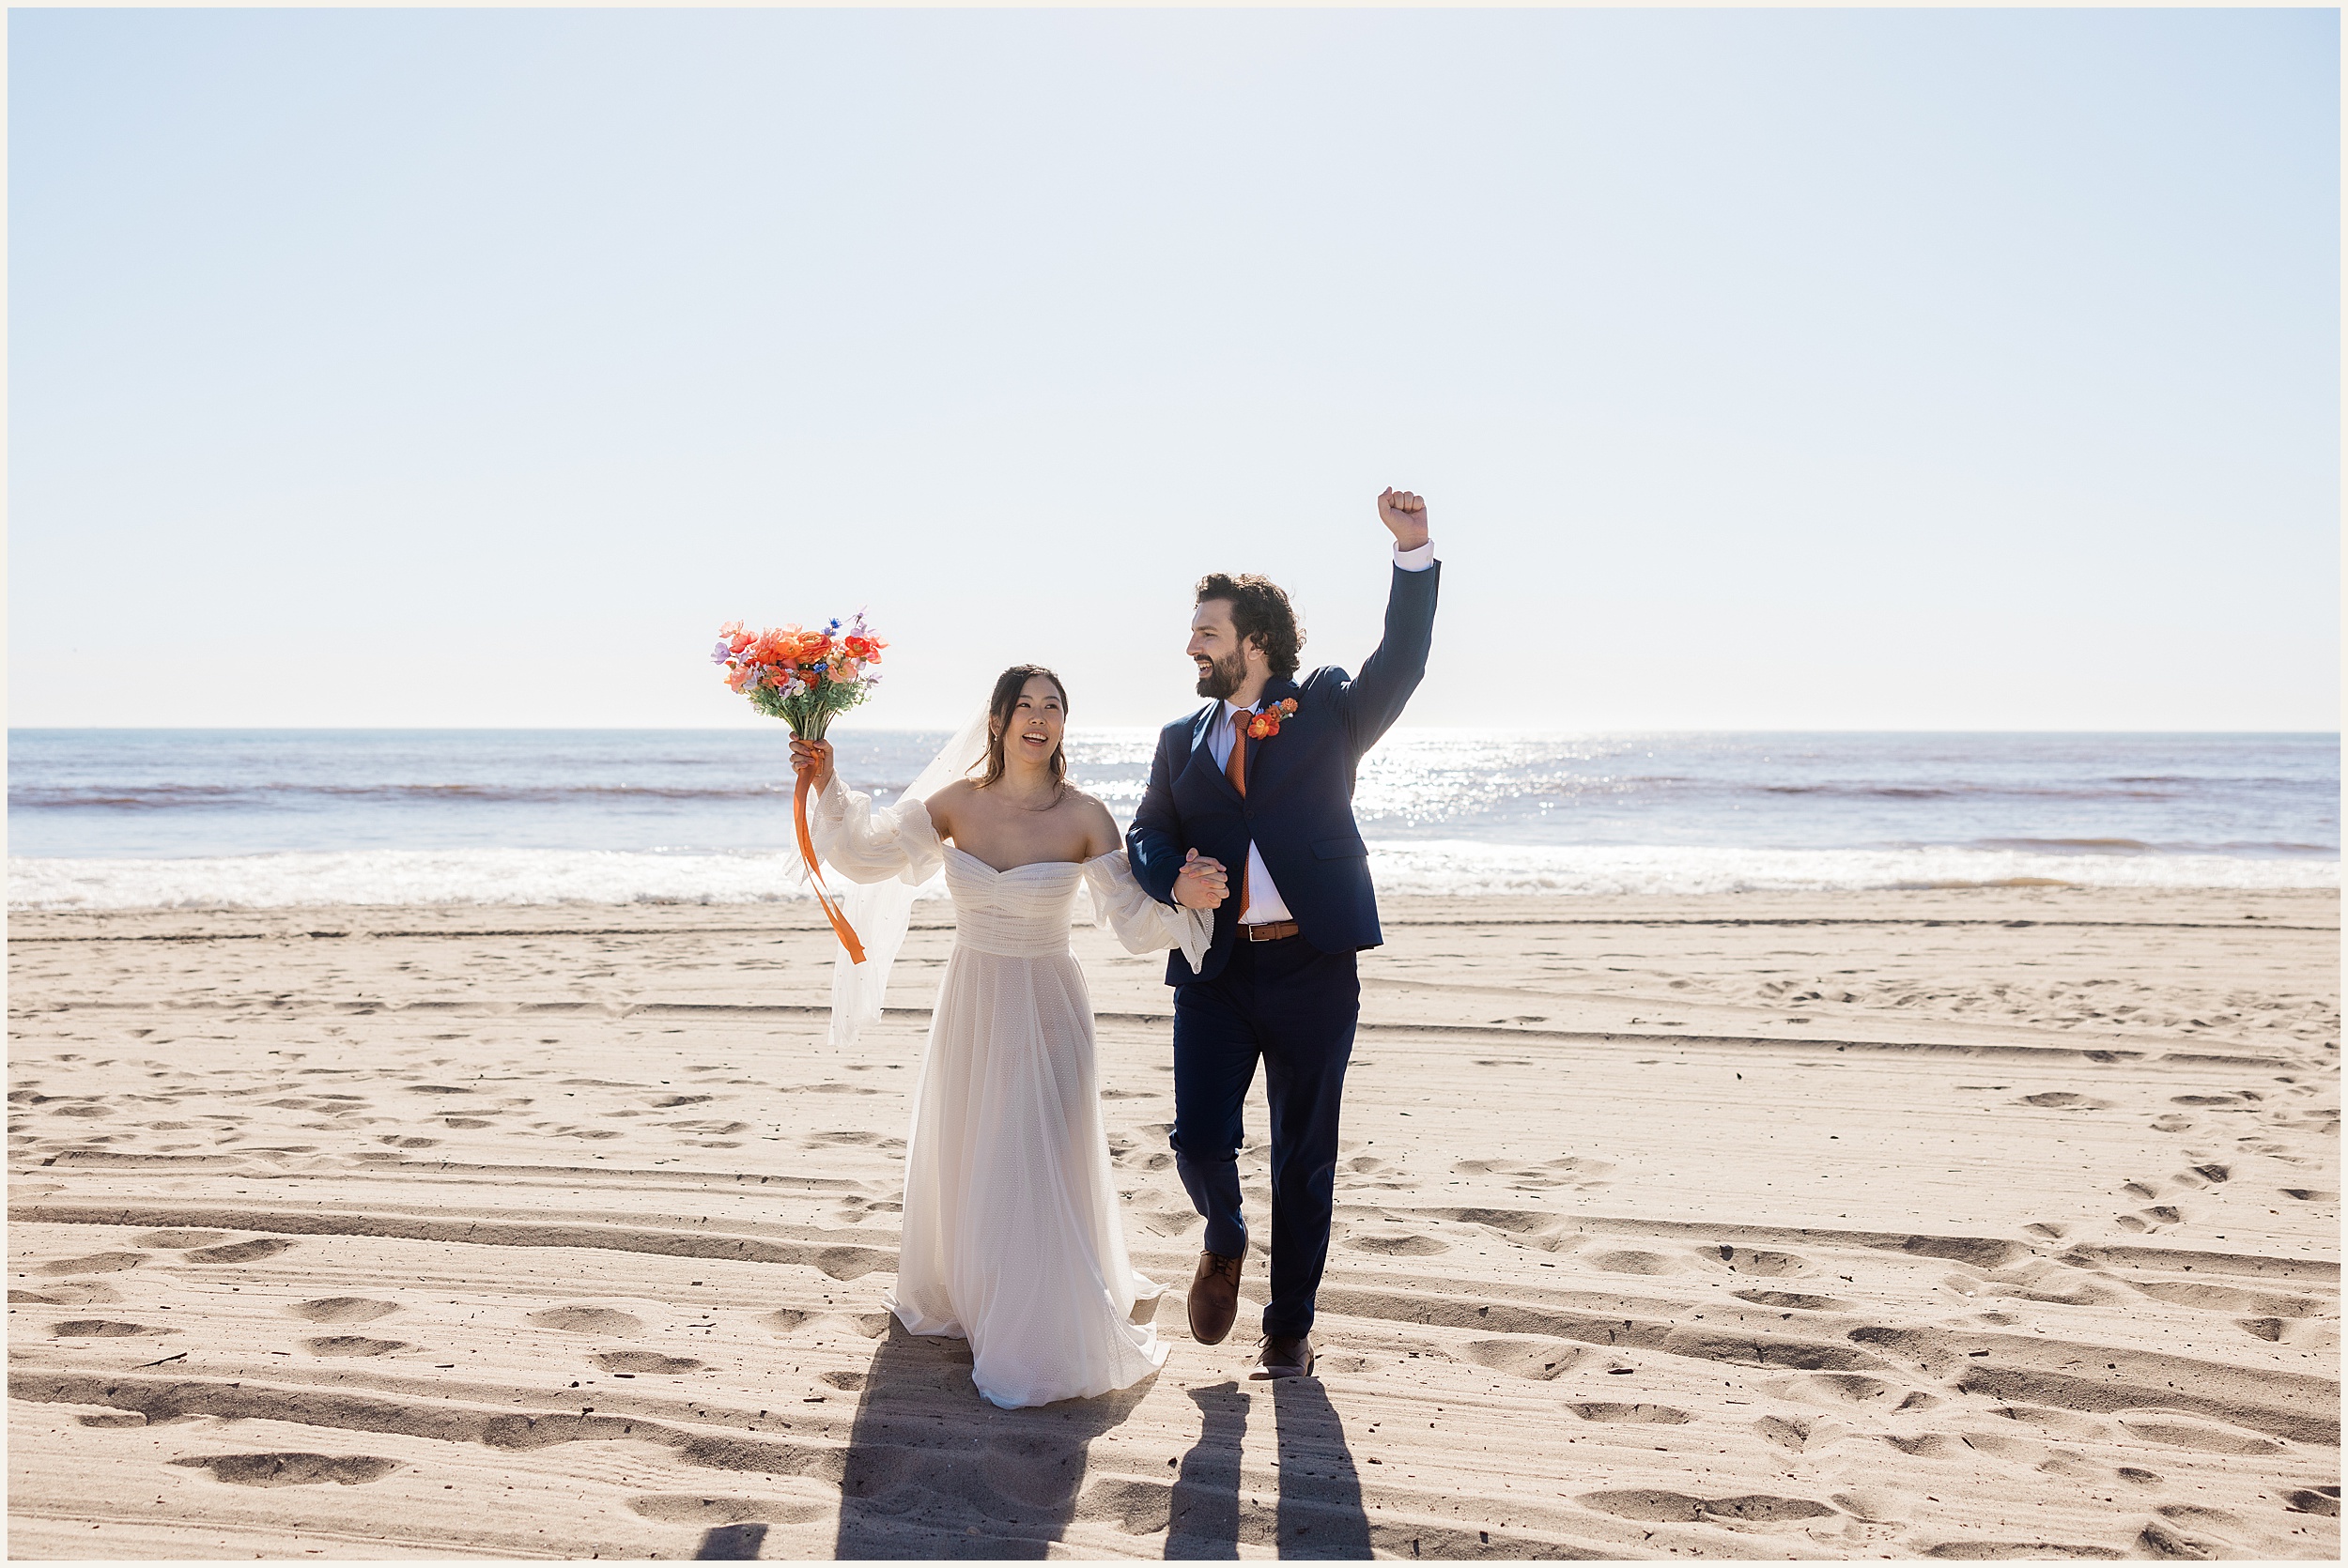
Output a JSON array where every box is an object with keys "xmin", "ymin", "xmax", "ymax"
[{"xmin": 941, "ymin": 842, "xmax": 1119, "ymax": 876}]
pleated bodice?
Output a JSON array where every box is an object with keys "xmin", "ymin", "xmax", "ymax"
[{"xmin": 943, "ymin": 848, "xmax": 1088, "ymax": 959}]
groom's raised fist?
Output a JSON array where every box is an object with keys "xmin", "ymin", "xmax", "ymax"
[{"xmin": 1378, "ymin": 488, "xmax": 1429, "ymax": 550}]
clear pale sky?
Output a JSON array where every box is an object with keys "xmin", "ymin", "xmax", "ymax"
[{"xmin": 9, "ymin": 8, "xmax": 2339, "ymax": 731}]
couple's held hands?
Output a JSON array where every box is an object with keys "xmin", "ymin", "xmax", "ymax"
[
  {"xmin": 1174, "ymin": 848, "xmax": 1229, "ymax": 910},
  {"xmin": 1378, "ymin": 488, "xmax": 1430, "ymax": 551},
  {"xmin": 790, "ymin": 737, "xmax": 836, "ymax": 793}
]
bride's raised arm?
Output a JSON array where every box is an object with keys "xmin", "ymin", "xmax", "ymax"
[{"xmin": 797, "ymin": 739, "xmax": 946, "ymax": 887}]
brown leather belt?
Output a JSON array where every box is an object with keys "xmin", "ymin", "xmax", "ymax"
[{"xmin": 1241, "ymin": 920, "xmax": 1300, "ymax": 943}]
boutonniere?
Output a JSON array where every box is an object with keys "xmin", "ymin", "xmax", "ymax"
[{"xmin": 1245, "ymin": 698, "xmax": 1299, "ymax": 740}]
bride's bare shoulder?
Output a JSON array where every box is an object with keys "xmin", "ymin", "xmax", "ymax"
[
  {"xmin": 923, "ymin": 778, "xmax": 977, "ymax": 826},
  {"xmin": 1063, "ymin": 789, "xmax": 1120, "ymax": 849}
]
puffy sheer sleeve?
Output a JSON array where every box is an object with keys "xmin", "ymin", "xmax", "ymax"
[
  {"xmin": 1085, "ymin": 849, "xmax": 1212, "ymax": 972},
  {"xmin": 810, "ymin": 775, "xmax": 945, "ymax": 887}
]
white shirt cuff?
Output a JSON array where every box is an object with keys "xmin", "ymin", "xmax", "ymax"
[{"xmin": 1393, "ymin": 540, "xmax": 1435, "ymax": 572}]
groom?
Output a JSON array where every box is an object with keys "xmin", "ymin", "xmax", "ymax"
[{"xmin": 1127, "ymin": 489, "xmax": 1439, "ymax": 1379}]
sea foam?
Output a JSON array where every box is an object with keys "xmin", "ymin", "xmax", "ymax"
[{"xmin": 8, "ymin": 839, "xmax": 2332, "ymax": 912}]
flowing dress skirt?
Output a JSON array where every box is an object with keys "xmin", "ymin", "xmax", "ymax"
[{"xmin": 888, "ymin": 851, "xmax": 1168, "ymax": 1408}]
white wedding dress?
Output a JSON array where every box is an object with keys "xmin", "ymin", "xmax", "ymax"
[{"xmin": 811, "ymin": 768, "xmax": 1210, "ymax": 1409}]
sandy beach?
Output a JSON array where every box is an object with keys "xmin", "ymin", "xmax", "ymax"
[{"xmin": 8, "ymin": 886, "xmax": 2338, "ymax": 1560}]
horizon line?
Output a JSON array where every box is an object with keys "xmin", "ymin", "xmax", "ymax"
[{"xmin": 7, "ymin": 725, "xmax": 2340, "ymax": 739}]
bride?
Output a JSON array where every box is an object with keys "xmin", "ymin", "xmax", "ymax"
[{"xmin": 791, "ymin": 664, "xmax": 1216, "ymax": 1409}]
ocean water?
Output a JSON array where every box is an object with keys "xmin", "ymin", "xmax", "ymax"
[{"xmin": 7, "ymin": 729, "xmax": 2337, "ymax": 909}]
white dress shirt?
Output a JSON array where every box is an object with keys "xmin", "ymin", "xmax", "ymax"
[{"xmin": 1207, "ymin": 539, "xmax": 1435, "ymax": 924}]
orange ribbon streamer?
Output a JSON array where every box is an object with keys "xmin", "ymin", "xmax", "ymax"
[{"xmin": 795, "ymin": 764, "xmax": 867, "ymax": 964}]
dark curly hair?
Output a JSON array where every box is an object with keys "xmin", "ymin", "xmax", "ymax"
[
  {"xmin": 1195, "ymin": 572, "xmax": 1304, "ymax": 680},
  {"xmin": 976, "ymin": 664, "xmax": 1070, "ymax": 789}
]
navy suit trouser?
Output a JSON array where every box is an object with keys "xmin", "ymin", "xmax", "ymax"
[{"xmin": 1170, "ymin": 935, "xmax": 1360, "ymax": 1341}]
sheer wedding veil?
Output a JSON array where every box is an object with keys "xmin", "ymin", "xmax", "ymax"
[{"xmin": 824, "ymin": 709, "xmax": 992, "ymax": 1046}]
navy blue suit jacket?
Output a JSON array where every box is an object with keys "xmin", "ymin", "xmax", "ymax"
[{"xmin": 1127, "ymin": 561, "xmax": 1440, "ymax": 984}]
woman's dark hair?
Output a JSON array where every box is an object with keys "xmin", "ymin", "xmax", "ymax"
[
  {"xmin": 977, "ymin": 664, "xmax": 1071, "ymax": 789},
  {"xmin": 1195, "ymin": 572, "xmax": 1303, "ymax": 680}
]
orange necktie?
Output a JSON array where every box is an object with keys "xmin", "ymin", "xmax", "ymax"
[{"xmin": 1226, "ymin": 712, "xmax": 1250, "ymax": 919}]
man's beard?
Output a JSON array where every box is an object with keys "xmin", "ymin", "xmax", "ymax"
[{"xmin": 1194, "ymin": 650, "xmax": 1244, "ymax": 700}]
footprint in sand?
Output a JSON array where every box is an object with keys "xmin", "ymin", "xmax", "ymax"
[
  {"xmin": 2124, "ymin": 1279, "xmax": 2322, "ymax": 1316},
  {"xmin": 304, "ymin": 1336, "xmax": 409, "ymax": 1357},
  {"xmin": 818, "ymin": 1369, "xmax": 865, "ymax": 1391},
  {"xmin": 1453, "ymin": 1155, "xmax": 1614, "ymax": 1190},
  {"xmin": 2116, "ymin": 1416, "xmax": 2281, "ymax": 1455},
  {"xmin": 11, "ymin": 1284, "xmax": 121, "ymax": 1306},
  {"xmin": 765, "ymin": 1305, "xmax": 892, "ymax": 1343},
  {"xmin": 529, "ymin": 1306, "xmax": 644, "ymax": 1335},
  {"xmin": 1734, "ymin": 1289, "xmax": 1850, "ymax": 1312},
  {"xmin": 765, "ymin": 1308, "xmax": 890, "ymax": 1339},
  {"xmin": 628, "ymin": 1495, "xmax": 831, "ymax": 1526},
  {"xmin": 1570, "ymin": 1402, "xmax": 1691, "ymax": 1424},
  {"xmin": 185, "ymin": 1238, "xmax": 296, "ymax": 1264},
  {"xmin": 37, "ymin": 1253, "xmax": 147, "ymax": 1276},
  {"xmin": 1345, "ymin": 1232, "xmax": 1448, "ymax": 1256},
  {"xmin": 1135, "ymin": 1205, "xmax": 1202, "ymax": 1237},
  {"xmin": 1912, "ymin": 1537, "xmax": 2127, "ymax": 1559},
  {"xmin": 287, "ymin": 1298, "xmax": 400, "ymax": 1325},
  {"xmin": 1773, "ymin": 1373, "xmax": 1911, "ymax": 1409},
  {"xmin": 595, "ymin": 1351, "xmax": 704, "ymax": 1374},
  {"xmin": 1586, "ymin": 1249, "xmax": 1687, "ymax": 1275},
  {"xmin": 1713, "ymin": 1244, "xmax": 1813, "ymax": 1277},
  {"xmin": 134, "ymin": 1230, "xmax": 233, "ymax": 1249},
  {"xmin": 1831, "ymin": 1487, "xmax": 1910, "ymax": 1524},
  {"xmin": 1578, "ymin": 1489, "xmax": 1838, "ymax": 1525},
  {"xmin": 170, "ymin": 1453, "xmax": 400, "ymax": 1487},
  {"xmin": 49, "ymin": 1319, "xmax": 167, "ymax": 1337},
  {"xmin": 2281, "ymin": 1188, "xmax": 2338, "ymax": 1203},
  {"xmin": 1459, "ymin": 1338, "xmax": 1586, "ymax": 1380},
  {"xmin": 2016, "ymin": 1092, "xmax": 2112, "ymax": 1111}
]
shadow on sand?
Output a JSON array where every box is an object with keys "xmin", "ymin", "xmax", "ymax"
[
  {"xmin": 830, "ymin": 1314, "xmax": 1373, "ymax": 1559},
  {"xmin": 832, "ymin": 1318, "xmax": 1155, "ymax": 1558},
  {"xmin": 1166, "ymin": 1374, "xmax": 1373, "ymax": 1560}
]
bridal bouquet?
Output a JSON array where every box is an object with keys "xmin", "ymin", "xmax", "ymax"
[
  {"xmin": 712, "ymin": 612, "xmax": 887, "ymax": 739},
  {"xmin": 711, "ymin": 612, "xmax": 888, "ymax": 963}
]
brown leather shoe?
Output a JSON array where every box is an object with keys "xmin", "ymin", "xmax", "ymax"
[
  {"xmin": 1249, "ymin": 1333, "xmax": 1315, "ymax": 1379},
  {"xmin": 1187, "ymin": 1250, "xmax": 1244, "ymax": 1345}
]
